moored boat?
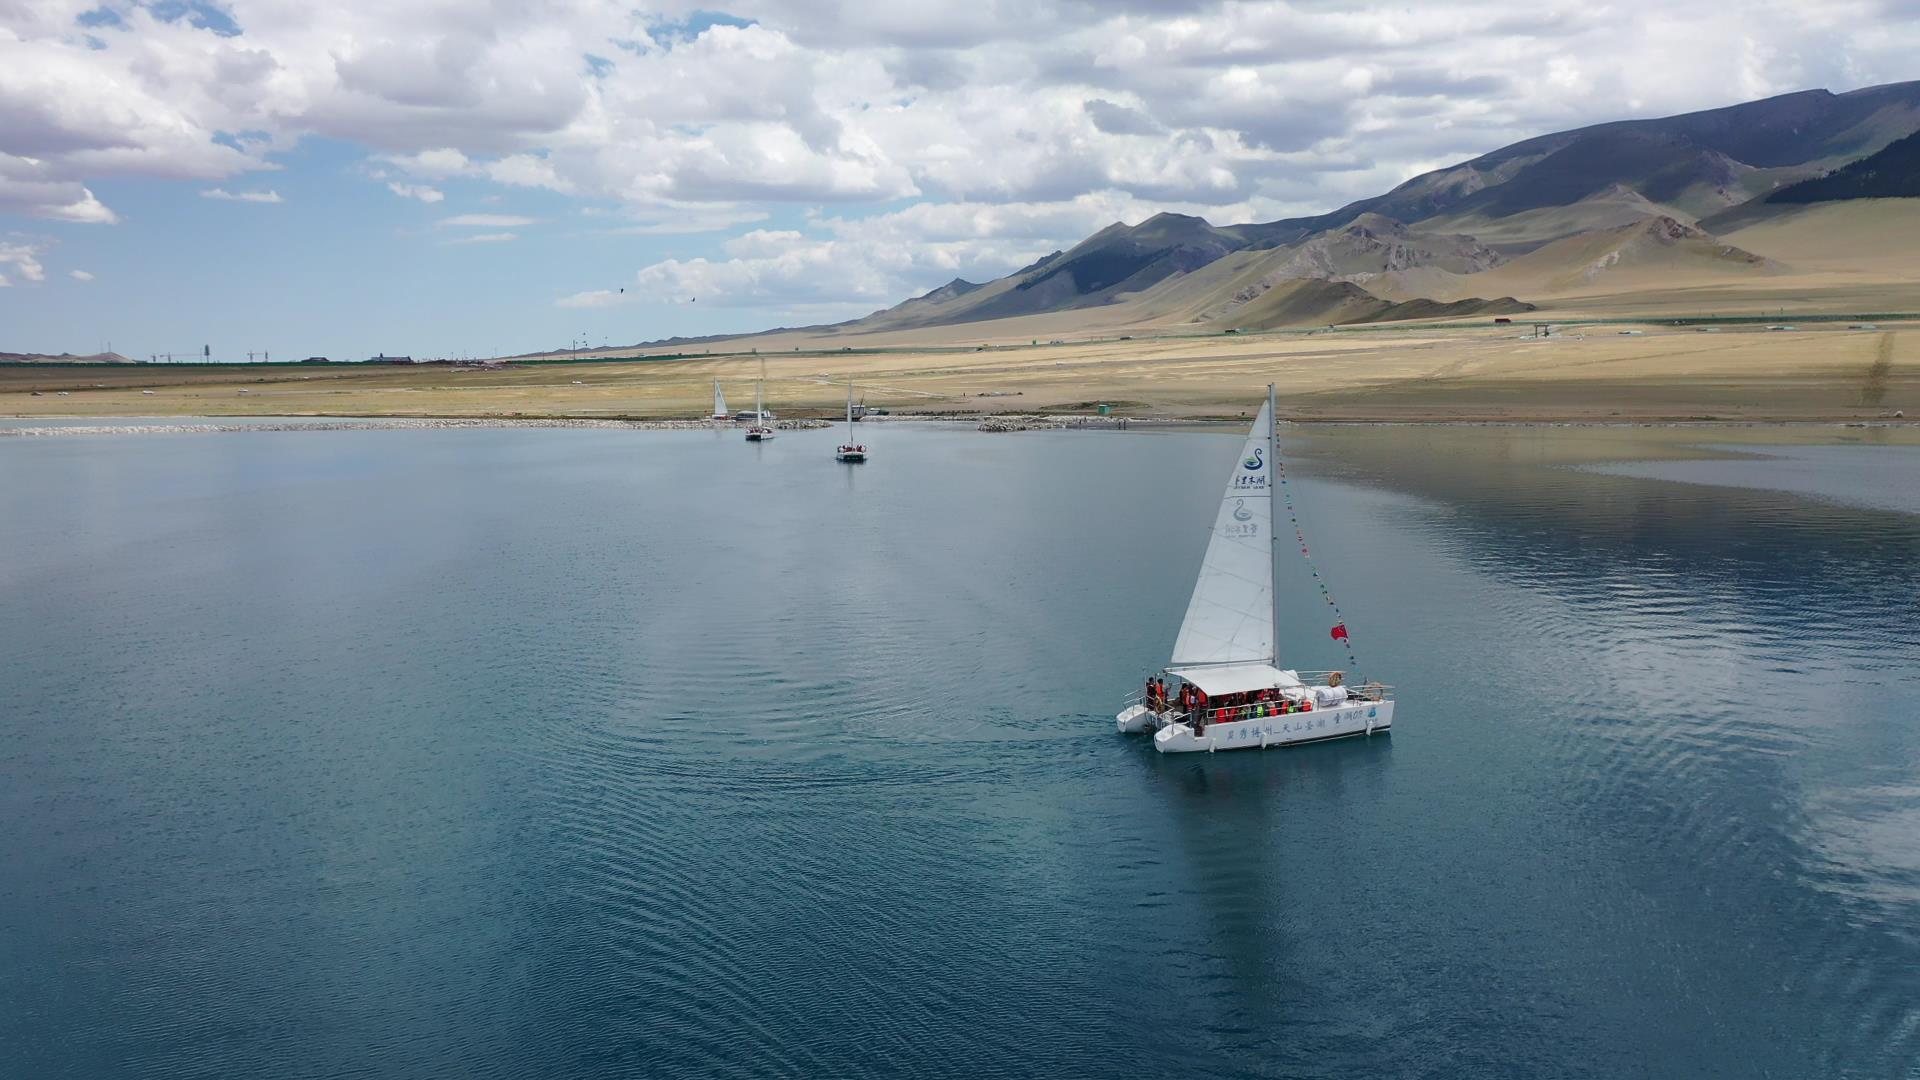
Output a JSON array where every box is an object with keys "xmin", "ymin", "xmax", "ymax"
[
  {"xmin": 745, "ymin": 356, "xmax": 775, "ymax": 442},
  {"xmin": 835, "ymin": 374, "xmax": 867, "ymax": 463},
  {"xmin": 1115, "ymin": 385, "xmax": 1393, "ymax": 753}
]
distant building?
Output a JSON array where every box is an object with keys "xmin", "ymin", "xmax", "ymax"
[
  {"xmin": 301, "ymin": 356, "xmax": 330, "ymax": 363},
  {"xmin": 368, "ymin": 354, "xmax": 414, "ymax": 364}
]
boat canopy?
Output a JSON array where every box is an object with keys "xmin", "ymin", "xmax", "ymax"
[{"xmin": 1166, "ymin": 662, "xmax": 1301, "ymax": 696}]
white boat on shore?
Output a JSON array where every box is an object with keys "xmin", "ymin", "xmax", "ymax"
[{"xmin": 1116, "ymin": 385, "xmax": 1393, "ymax": 753}]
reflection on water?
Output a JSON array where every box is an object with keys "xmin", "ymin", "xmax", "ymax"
[
  {"xmin": 1585, "ymin": 442, "xmax": 1920, "ymax": 515},
  {"xmin": 1, "ymin": 424, "xmax": 1915, "ymax": 1078}
]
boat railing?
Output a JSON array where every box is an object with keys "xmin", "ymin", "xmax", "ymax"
[
  {"xmin": 1286, "ymin": 671, "xmax": 1395, "ymax": 702},
  {"xmin": 1184, "ymin": 688, "xmax": 1397, "ymax": 726},
  {"xmin": 1193, "ymin": 701, "xmax": 1316, "ymax": 725},
  {"xmin": 1130, "ymin": 679, "xmax": 1392, "ymax": 702},
  {"xmin": 1126, "ymin": 682, "xmax": 1392, "ymax": 714},
  {"xmin": 1121, "ymin": 689, "xmax": 1186, "ymax": 720}
]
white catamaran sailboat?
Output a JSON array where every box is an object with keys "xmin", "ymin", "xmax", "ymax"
[
  {"xmin": 1116, "ymin": 385, "xmax": 1393, "ymax": 753},
  {"xmin": 835, "ymin": 375, "xmax": 867, "ymax": 463},
  {"xmin": 745, "ymin": 356, "xmax": 775, "ymax": 442},
  {"xmin": 711, "ymin": 380, "xmax": 730, "ymax": 421}
]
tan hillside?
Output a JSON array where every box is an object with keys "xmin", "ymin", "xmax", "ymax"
[
  {"xmin": 1719, "ymin": 198, "xmax": 1920, "ymax": 275},
  {"xmin": 1418, "ymin": 184, "xmax": 1681, "ymax": 245},
  {"xmin": 1424, "ymin": 216, "xmax": 1776, "ymax": 300}
]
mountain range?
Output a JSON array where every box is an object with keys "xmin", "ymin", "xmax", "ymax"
[{"xmin": 812, "ymin": 79, "xmax": 1920, "ymax": 340}]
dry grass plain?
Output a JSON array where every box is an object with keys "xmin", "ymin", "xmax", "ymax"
[
  {"xmin": 4, "ymin": 319, "xmax": 1914, "ymax": 424},
  {"xmin": 6, "ymin": 200, "xmax": 1918, "ymax": 425}
]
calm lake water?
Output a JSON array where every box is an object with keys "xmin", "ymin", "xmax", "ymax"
[{"xmin": 2, "ymin": 423, "xmax": 1916, "ymax": 1079}]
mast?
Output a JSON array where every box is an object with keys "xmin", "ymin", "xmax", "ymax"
[
  {"xmin": 756, "ymin": 355, "xmax": 765, "ymax": 421},
  {"xmin": 846, "ymin": 374, "xmax": 854, "ymax": 435},
  {"xmin": 1269, "ymin": 383, "xmax": 1281, "ymax": 669}
]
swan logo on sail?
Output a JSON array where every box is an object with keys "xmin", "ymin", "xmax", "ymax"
[
  {"xmin": 1243, "ymin": 447, "xmax": 1264, "ymax": 471},
  {"xmin": 1232, "ymin": 499, "xmax": 1252, "ymax": 522}
]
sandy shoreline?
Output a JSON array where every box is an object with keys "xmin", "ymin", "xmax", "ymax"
[
  {"xmin": 4, "ymin": 414, "xmax": 1916, "ymax": 442},
  {"xmin": 4, "ymin": 315, "xmax": 1914, "ymax": 428},
  {"xmin": 0, "ymin": 418, "xmax": 834, "ymax": 437}
]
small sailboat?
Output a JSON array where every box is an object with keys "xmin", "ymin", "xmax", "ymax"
[
  {"xmin": 711, "ymin": 380, "xmax": 730, "ymax": 421},
  {"xmin": 1116, "ymin": 385, "xmax": 1393, "ymax": 753},
  {"xmin": 745, "ymin": 356, "xmax": 775, "ymax": 442},
  {"xmin": 835, "ymin": 375, "xmax": 867, "ymax": 463}
]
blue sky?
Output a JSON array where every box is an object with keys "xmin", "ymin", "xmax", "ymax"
[
  {"xmin": 19, "ymin": 137, "xmax": 785, "ymax": 361},
  {"xmin": 2, "ymin": 1, "xmax": 1914, "ymax": 361}
]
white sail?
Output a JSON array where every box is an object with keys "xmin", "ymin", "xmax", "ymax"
[
  {"xmin": 713, "ymin": 381, "xmax": 728, "ymax": 417},
  {"xmin": 1169, "ymin": 398, "xmax": 1275, "ymax": 667}
]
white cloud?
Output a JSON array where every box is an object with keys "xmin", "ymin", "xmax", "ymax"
[
  {"xmin": 11, "ymin": 6, "xmax": 1917, "ymax": 221},
  {"xmin": 446, "ymin": 231, "xmax": 517, "ymax": 244},
  {"xmin": 69, "ymin": 268, "xmax": 93, "ymax": 281},
  {"xmin": 0, "ymin": 154, "xmax": 119, "ymax": 223},
  {"xmin": 387, "ymin": 181, "xmax": 445, "ymax": 203},
  {"xmin": 201, "ymin": 188, "xmax": 284, "ymax": 203},
  {"xmin": 384, "ymin": 149, "xmax": 473, "ymax": 179},
  {"xmin": 440, "ymin": 213, "xmax": 538, "ymax": 227},
  {"xmin": 0, "ymin": 240, "xmax": 47, "ymax": 285},
  {"xmin": 582, "ymin": 189, "xmax": 1298, "ymax": 313},
  {"xmin": 555, "ymin": 288, "xmax": 623, "ymax": 309},
  {"xmin": 5, "ymin": 0, "xmax": 1920, "ymax": 312}
]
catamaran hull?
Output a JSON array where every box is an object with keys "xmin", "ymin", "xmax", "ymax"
[
  {"xmin": 1151, "ymin": 700, "xmax": 1393, "ymax": 753},
  {"xmin": 1116, "ymin": 703, "xmax": 1156, "ymax": 733}
]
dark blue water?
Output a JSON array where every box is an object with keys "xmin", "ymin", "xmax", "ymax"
[{"xmin": 2, "ymin": 424, "xmax": 1916, "ymax": 1079}]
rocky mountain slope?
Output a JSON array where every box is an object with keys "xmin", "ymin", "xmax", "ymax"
[{"xmin": 817, "ymin": 80, "xmax": 1920, "ymax": 336}]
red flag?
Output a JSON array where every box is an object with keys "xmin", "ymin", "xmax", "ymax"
[{"xmin": 1330, "ymin": 623, "xmax": 1349, "ymax": 641}]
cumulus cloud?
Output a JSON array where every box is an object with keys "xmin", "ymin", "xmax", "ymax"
[
  {"xmin": 0, "ymin": 240, "xmax": 47, "ymax": 285},
  {"xmin": 387, "ymin": 181, "xmax": 445, "ymax": 203},
  {"xmin": 69, "ymin": 268, "xmax": 93, "ymax": 281},
  {"xmin": 201, "ymin": 188, "xmax": 284, "ymax": 203},
  {"xmin": 13, "ymin": 6, "xmax": 1918, "ymax": 218},
  {"xmin": 0, "ymin": 154, "xmax": 119, "ymax": 223},
  {"xmin": 4, "ymin": 0, "xmax": 1919, "ymax": 311},
  {"xmin": 570, "ymin": 189, "xmax": 1298, "ymax": 313}
]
